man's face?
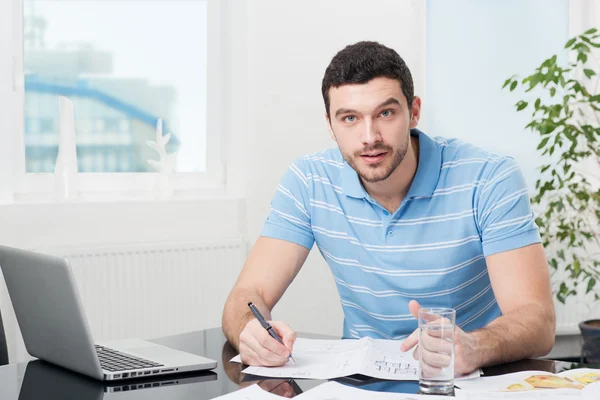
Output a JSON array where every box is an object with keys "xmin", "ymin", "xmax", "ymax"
[{"xmin": 326, "ymin": 77, "xmax": 420, "ymax": 183}]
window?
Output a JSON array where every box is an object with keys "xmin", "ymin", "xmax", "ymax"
[{"xmin": 6, "ymin": 0, "xmax": 224, "ymax": 200}]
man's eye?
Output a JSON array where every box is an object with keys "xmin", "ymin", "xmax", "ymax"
[
  {"xmin": 344, "ymin": 116, "xmax": 356, "ymax": 123},
  {"xmin": 380, "ymin": 110, "xmax": 393, "ymax": 117}
]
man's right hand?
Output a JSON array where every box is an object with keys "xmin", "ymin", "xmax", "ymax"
[{"xmin": 238, "ymin": 318, "xmax": 296, "ymax": 366}]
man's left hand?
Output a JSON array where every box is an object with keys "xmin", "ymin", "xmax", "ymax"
[{"xmin": 399, "ymin": 300, "xmax": 480, "ymax": 375}]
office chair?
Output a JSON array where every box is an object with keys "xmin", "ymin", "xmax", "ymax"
[{"xmin": 0, "ymin": 309, "xmax": 8, "ymax": 365}]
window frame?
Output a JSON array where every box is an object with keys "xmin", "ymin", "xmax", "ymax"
[{"xmin": 6, "ymin": 0, "xmax": 225, "ymax": 202}]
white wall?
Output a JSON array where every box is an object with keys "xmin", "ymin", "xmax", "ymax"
[{"xmin": 242, "ymin": 0, "xmax": 426, "ymax": 336}]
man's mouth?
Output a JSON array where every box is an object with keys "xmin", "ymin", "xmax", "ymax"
[{"xmin": 360, "ymin": 151, "xmax": 387, "ymax": 164}]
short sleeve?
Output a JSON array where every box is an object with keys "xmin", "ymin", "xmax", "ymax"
[
  {"xmin": 261, "ymin": 160, "xmax": 315, "ymax": 250},
  {"xmin": 476, "ymin": 157, "xmax": 541, "ymax": 257}
]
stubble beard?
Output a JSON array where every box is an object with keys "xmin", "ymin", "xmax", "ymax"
[{"xmin": 343, "ymin": 132, "xmax": 410, "ymax": 183}]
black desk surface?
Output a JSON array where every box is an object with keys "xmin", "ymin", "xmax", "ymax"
[{"xmin": 0, "ymin": 327, "xmax": 596, "ymax": 399}]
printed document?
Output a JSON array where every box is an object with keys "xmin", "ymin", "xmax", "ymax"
[{"xmin": 231, "ymin": 337, "xmax": 481, "ymax": 380}]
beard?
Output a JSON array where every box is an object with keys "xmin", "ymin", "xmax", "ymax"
[{"xmin": 342, "ymin": 132, "xmax": 410, "ymax": 183}]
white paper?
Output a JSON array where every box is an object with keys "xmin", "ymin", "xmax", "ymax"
[
  {"xmin": 455, "ymin": 388, "xmax": 582, "ymax": 399},
  {"xmin": 455, "ymin": 383, "xmax": 600, "ymax": 400},
  {"xmin": 231, "ymin": 337, "xmax": 481, "ymax": 381},
  {"xmin": 456, "ymin": 368, "xmax": 600, "ymax": 393},
  {"xmin": 238, "ymin": 338, "xmax": 368, "ymax": 380},
  {"xmin": 582, "ymin": 381, "xmax": 600, "ymax": 400},
  {"xmin": 211, "ymin": 384, "xmax": 286, "ymax": 399},
  {"xmin": 295, "ymin": 381, "xmax": 454, "ymax": 399},
  {"xmin": 455, "ymin": 368, "xmax": 600, "ymax": 400}
]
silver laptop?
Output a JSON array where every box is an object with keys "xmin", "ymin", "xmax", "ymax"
[{"xmin": 0, "ymin": 245, "xmax": 217, "ymax": 381}]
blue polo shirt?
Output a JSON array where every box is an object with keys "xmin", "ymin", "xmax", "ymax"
[{"xmin": 262, "ymin": 129, "xmax": 541, "ymax": 339}]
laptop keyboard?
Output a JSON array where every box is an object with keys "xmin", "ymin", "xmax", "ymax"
[{"xmin": 95, "ymin": 345, "xmax": 164, "ymax": 372}]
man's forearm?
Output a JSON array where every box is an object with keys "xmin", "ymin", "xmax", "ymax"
[
  {"xmin": 222, "ymin": 287, "xmax": 272, "ymax": 350},
  {"xmin": 470, "ymin": 302, "xmax": 556, "ymax": 368}
]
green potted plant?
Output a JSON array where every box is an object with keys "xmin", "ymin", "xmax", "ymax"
[{"xmin": 503, "ymin": 28, "xmax": 600, "ymax": 363}]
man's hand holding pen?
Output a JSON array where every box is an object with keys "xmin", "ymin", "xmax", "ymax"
[{"xmin": 238, "ymin": 303, "xmax": 297, "ymax": 367}]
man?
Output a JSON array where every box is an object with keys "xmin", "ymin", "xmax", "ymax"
[{"xmin": 222, "ymin": 41, "xmax": 555, "ymax": 375}]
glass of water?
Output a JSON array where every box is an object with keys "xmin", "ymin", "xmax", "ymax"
[{"xmin": 418, "ymin": 308, "xmax": 456, "ymax": 395}]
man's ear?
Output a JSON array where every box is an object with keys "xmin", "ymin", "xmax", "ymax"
[
  {"xmin": 409, "ymin": 96, "xmax": 422, "ymax": 129},
  {"xmin": 326, "ymin": 113, "xmax": 337, "ymax": 142}
]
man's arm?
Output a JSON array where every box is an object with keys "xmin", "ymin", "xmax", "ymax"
[
  {"xmin": 462, "ymin": 242, "xmax": 555, "ymax": 369},
  {"xmin": 402, "ymin": 243, "xmax": 555, "ymax": 374},
  {"xmin": 222, "ymin": 236, "xmax": 310, "ymax": 360},
  {"xmin": 465, "ymin": 158, "xmax": 556, "ymax": 368},
  {"xmin": 225, "ymin": 156, "xmax": 314, "ymax": 365}
]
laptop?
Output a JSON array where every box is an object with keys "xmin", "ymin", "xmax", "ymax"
[
  {"xmin": 19, "ymin": 360, "xmax": 218, "ymax": 398},
  {"xmin": 0, "ymin": 245, "xmax": 218, "ymax": 381}
]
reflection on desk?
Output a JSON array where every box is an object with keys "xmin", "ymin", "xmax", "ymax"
[{"xmin": 19, "ymin": 360, "xmax": 217, "ymax": 399}]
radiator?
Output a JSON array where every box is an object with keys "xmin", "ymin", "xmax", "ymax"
[{"xmin": 43, "ymin": 239, "xmax": 246, "ymax": 342}]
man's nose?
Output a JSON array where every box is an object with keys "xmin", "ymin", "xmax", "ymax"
[{"xmin": 360, "ymin": 119, "xmax": 381, "ymax": 145}]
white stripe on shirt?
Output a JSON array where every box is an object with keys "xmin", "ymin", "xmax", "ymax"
[{"xmin": 321, "ymin": 249, "xmax": 484, "ymax": 277}]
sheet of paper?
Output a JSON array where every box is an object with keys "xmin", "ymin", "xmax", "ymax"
[
  {"xmin": 455, "ymin": 388, "xmax": 582, "ymax": 400},
  {"xmin": 237, "ymin": 338, "xmax": 368, "ymax": 379},
  {"xmin": 360, "ymin": 338, "xmax": 481, "ymax": 380},
  {"xmin": 455, "ymin": 370, "xmax": 552, "ymax": 392},
  {"xmin": 295, "ymin": 381, "xmax": 455, "ymax": 399},
  {"xmin": 455, "ymin": 382, "xmax": 600, "ymax": 400},
  {"xmin": 212, "ymin": 384, "xmax": 287, "ymax": 399},
  {"xmin": 232, "ymin": 337, "xmax": 481, "ymax": 380},
  {"xmin": 582, "ymin": 381, "xmax": 600, "ymax": 400},
  {"xmin": 456, "ymin": 368, "xmax": 600, "ymax": 393},
  {"xmin": 557, "ymin": 368, "xmax": 600, "ymax": 385}
]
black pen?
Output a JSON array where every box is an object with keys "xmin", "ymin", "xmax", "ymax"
[{"xmin": 247, "ymin": 302, "xmax": 296, "ymax": 364}]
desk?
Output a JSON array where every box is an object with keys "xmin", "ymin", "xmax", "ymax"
[{"xmin": 0, "ymin": 327, "xmax": 596, "ymax": 399}]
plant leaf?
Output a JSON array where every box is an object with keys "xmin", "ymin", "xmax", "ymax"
[
  {"xmin": 587, "ymin": 278, "xmax": 597, "ymax": 294},
  {"xmin": 516, "ymin": 101, "xmax": 528, "ymax": 111},
  {"xmin": 565, "ymin": 37, "xmax": 577, "ymax": 48},
  {"xmin": 584, "ymin": 68, "xmax": 596, "ymax": 78},
  {"xmin": 537, "ymin": 137, "xmax": 550, "ymax": 150}
]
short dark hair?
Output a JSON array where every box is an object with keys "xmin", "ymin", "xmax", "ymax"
[{"xmin": 321, "ymin": 41, "xmax": 414, "ymax": 118}]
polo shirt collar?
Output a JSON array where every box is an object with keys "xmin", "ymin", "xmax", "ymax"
[
  {"xmin": 341, "ymin": 128, "xmax": 441, "ymax": 199},
  {"xmin": 406, "ymin": 128, "xmax": 442, "ymax": 198}
]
